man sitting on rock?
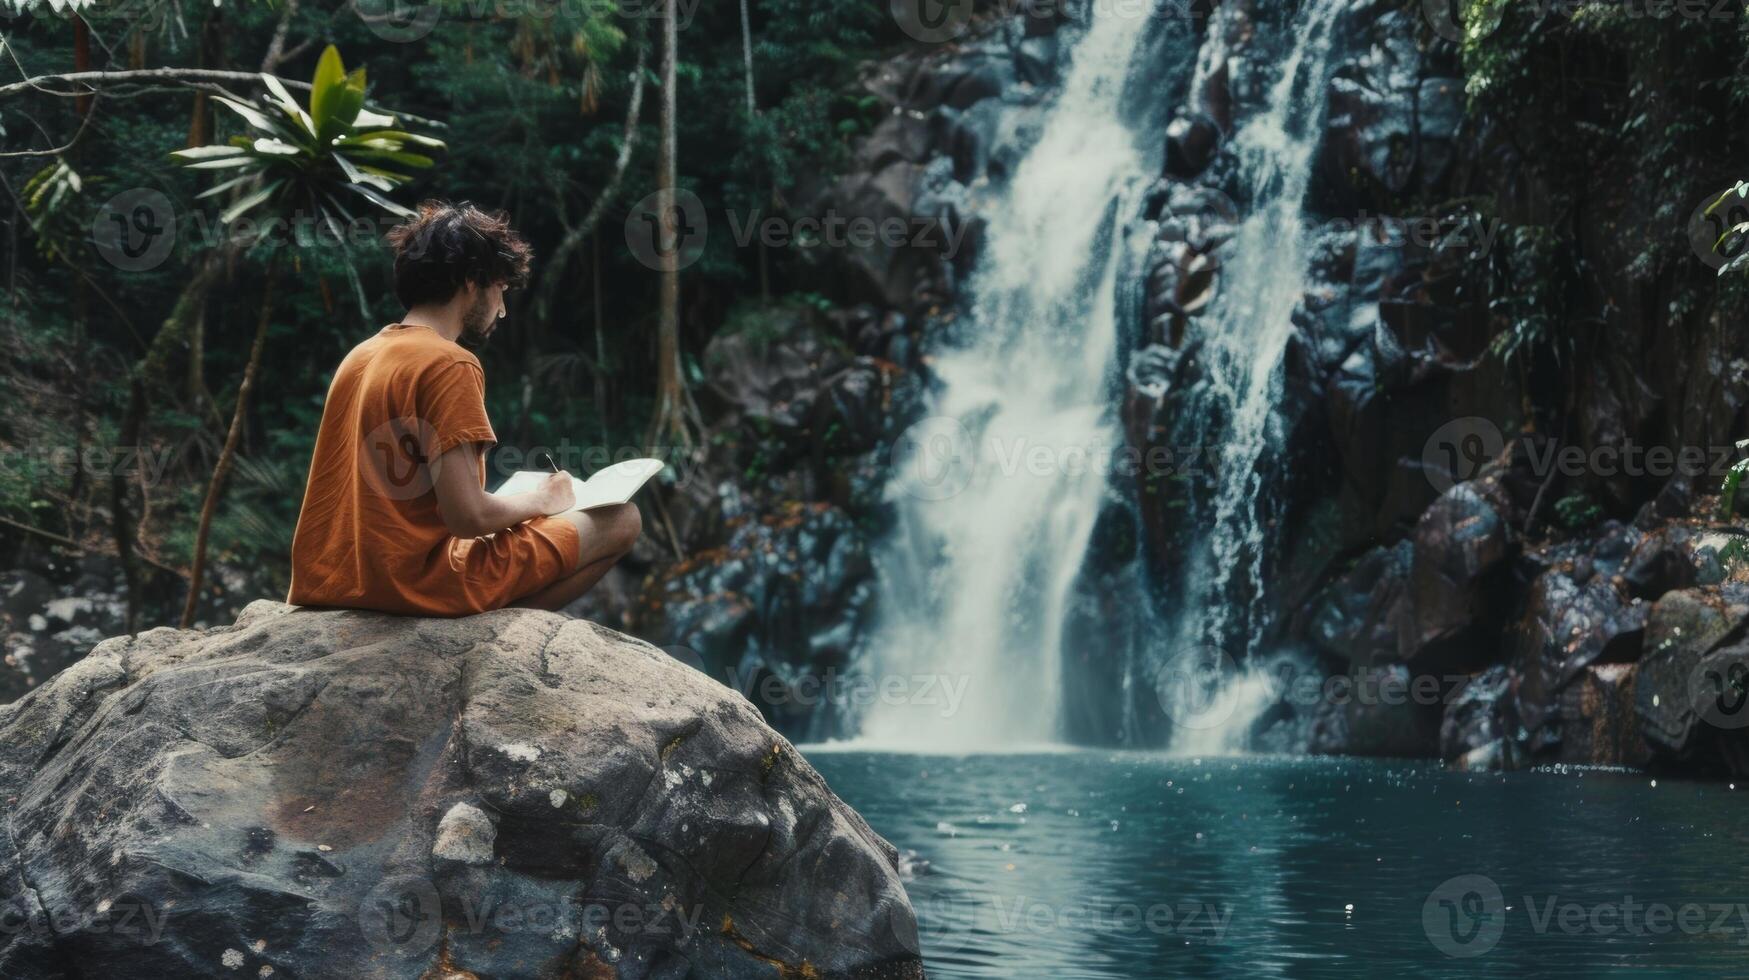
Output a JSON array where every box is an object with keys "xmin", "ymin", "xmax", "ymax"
[{"xmin": 288, "ymin": 200, "xmax": 640, "ymax": 616}]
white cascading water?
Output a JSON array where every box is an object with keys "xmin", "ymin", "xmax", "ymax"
[
  {"xmin": 1165, "ymin": 0, "xmax": 1345, "ymax": 753},
  {"xmin": 859, "ymin": 3, "xmax": 1155, "ymax": 751}
]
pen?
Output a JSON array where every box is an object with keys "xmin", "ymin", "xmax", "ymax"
[{"xmin": 541, "ymin": 452, "xmax": 560, "ymax": 474}]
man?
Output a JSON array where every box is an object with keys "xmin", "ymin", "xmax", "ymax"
[{"xmin": 288, "ymin": 201, "xmax": 640, "ymax": 615}]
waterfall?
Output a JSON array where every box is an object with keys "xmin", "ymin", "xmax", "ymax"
[
  {"xmin": 856, "ymin": 0, "xmax": 1347, "ymax": 754},
  {"xmin": 1161, "ymin": 0, "xmax": 1346, "ymax": 752},
  {"xmin": 859, "ymin": 1, "xmax": 1159, "ymax": 751}
]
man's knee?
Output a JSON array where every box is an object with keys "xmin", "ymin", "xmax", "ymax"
[
  {"xmin": 566, "ymin": 503, "xmax": 641, "ymax": 569},
  {"xmin": 604, "ymin": 502, "xmax": 642, "ymax": 555}
]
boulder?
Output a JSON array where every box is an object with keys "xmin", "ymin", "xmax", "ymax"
[
  {"xmin": 1510, "ymin": 526, "xmax": 1648, "ymax": 735},
  {"xmin": 1304, "ymin": 540, "xmax": 1412, "ymax": 669},
  {"xmin": 1404, "ymin": 482, "xmax": 1514, "ymax": 671},
  {"xmin": 1634, "ymin": 585, "xmax": 1749, "ymax": 757},
  {"xmin": 1163, "ymin": 112, "xmax": 1221, "ymax": 179},
  {"xmin": 1439, "ymin": 664, "xmax": 1514, "ymax": 766},
  {"xmin": 1308, "ymin": 664, "xmax": 1442, "ymax": 758},
  {"xmin": 1557, "ymin": 663, "xmax": 1651, "ymax": 768},
  {"xmin": 639, "ymin": 501, "xmax": 875, "ymax": 742},
  {"xmin": 0, "ymin": 602, "xmax": 922, "ymax": 979}
]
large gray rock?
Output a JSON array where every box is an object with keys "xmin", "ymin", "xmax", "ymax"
[{"xmin": 0, "ymin": 601, "xmax": 923, "ymax": 979}]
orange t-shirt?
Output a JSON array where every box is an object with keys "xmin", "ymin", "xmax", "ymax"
[{"xmin": 287, "ymin": 324, "xmax": 580, "ymax": 616}]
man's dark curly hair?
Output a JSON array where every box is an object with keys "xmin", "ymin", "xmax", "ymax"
[{"xmin": 385, "ymin": 200, "xmax": 533, "ymax": 308}]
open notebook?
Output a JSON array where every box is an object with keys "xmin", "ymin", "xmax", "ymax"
[{"xmin": 492, "ymin": 458, "xmax": 665, "ymax": 513}]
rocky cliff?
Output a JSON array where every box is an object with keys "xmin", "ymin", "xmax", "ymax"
[
  {"xmin": 0, "ymin": 601, "xmax": 924, "ymax": 978},
  {"xmin": 628, "ymin": 0, "xmax": 1749, "ymax": 774}
]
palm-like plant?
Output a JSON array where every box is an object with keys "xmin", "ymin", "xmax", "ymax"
[{"xmin": 170, "ymin": 45, "xmax": 444, "ymax": 627}]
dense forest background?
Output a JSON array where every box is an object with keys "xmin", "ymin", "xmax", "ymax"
[
  {"xmin": 5, "ymin": 0, "xmax": 1749, "ymax": 755},
  {"xmin": 1, "ymin": 0, "xmax": 902, "ymax": 629}
]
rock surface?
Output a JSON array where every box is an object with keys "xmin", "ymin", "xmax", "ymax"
[{"xmin": 0, "ymin": 601, "xmax": 924, "ymax": 979}]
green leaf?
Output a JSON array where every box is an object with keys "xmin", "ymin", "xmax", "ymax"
[
  {"xmin": 194, "ymin": 174, "xmax": 259, "ymax": 200},
  {"xmin": 252, "ymin": 137, "xmax": 302, "ymax": 156},
  {"xmin": 171, "ymin": 144, "xmax": 249, "ymax": 161},
  {"xmin": 355, "ymin": 163, "xmax": 416, "ymax": 183},
  {"xmin": 342, "ymin": 130, "xmax": 447, "ymax": 150},
  {"xmin": 220, "ymin": 180, "xmax": 282, "ymax": 225},
  {"xmin": 179, "ymin": 156, "xmax": 260, "ymax": 171},
  {"xmin": 342, "ymin": 148, "xmax": 434, "ymax": 170},
  {"xmin": 308, "ymin": 46, "xmax": 347, "ymax": 139},
  {"xmin": 332, "ymin": 152, "xmax": 395, "ymax": 192},
  {"xmin": 260, "ymin": 73, "xmax": 316, "ymax": 138},
  {"xmin": 212, "ymin": 96, "xmax": 280, "ymax": 134},
  {"xmin": 344, "ymin": 182, "xmax": 417, "ymax": 218},
  {"xmin": 353, "ymin": 107, "xmax": 398, "ymax": 129}
]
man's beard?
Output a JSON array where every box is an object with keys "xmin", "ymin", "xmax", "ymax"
[{"xmin": 459, "ymin": 291, "xmax": 497, "ymax": 347}]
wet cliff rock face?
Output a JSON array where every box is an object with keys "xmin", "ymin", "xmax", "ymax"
[{"xmin": 0, "ymin": 602, "xmax": 924, "ymax": 979}]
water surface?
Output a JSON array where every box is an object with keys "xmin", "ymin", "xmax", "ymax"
[{"xmin": 808, "ymin": 751, "xmax": 1749, "ymax": 978}]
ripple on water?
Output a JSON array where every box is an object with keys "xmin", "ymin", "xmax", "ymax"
[{"xmin": 807, "ymin": 750, "xmax": 1749, "ymax": 980}]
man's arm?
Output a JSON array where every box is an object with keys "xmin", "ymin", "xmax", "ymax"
[{"xmin": 430, "ymin": 443, "xmax": 575, "ymax": 539}]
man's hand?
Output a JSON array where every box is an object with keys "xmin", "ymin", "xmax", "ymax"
[
  {"xmin": 535, "ymin": 471, "xmax": 576, "ymax": 515},
  {"xmin": 432, "ymin": 443, "xmax": 574, "ymax": 538}
]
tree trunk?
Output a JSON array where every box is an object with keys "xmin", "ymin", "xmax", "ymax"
[
  {"xmin": 180, "ymin": 260, "xmax": 277, "ymax": 627},
  {"xmin": 72, "ymin": 15, "xmax": 91, "ymax": 118},
  {"xmin": 740, "ymin": 0, "xmax": 769, "ymax": 305},
  {"xmin": 536, "ymin": 24, "xmax": 648, "ymax": 324},
  {"xmin": 112, "ymin": 250, "xmax": 224, "ymax": 628},
  {"xmin": 647, "ymin": 0, "xmax": 687, "ymax": 449},
  {"xmin": 593, "ymin": 227, "xmax": 610, "ymax": 446},
  {"xmin": 187, "ymin": 7, "xmax": 223, "ymax": 148},
  {"xmin": 113, "ymin": 377, "xmax": 146, "ymax": 634}
]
